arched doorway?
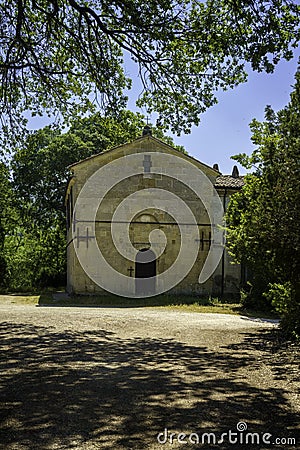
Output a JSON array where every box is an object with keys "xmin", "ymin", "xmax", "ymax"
[{"xmin": 135, "ymin": 249, "xmax": 156, "ymax": 295}]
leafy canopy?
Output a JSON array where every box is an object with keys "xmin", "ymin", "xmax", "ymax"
[
  {"xmin": 226, "ymin": 69, "xmax": 300, "ymax": 336},
  {"xmin": 227, "ymin": 98, "xmax": 300, "ymax": 286},
  {"xmin": 0, "ymin": 0, "xmax": 299, "ymax": 137}
]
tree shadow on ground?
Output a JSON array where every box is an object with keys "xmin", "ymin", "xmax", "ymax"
[
  {"xmin": 223, "ymin": 327, "xmax": 300, "ymax": 400},
  {"xmin": 0, "ymin": 323, "xmax": 298, "ymax": 449}
]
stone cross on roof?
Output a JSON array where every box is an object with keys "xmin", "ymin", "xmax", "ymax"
[{"xmin": 142, "ymin": 118, "xmax": 152, "ymax": 136}]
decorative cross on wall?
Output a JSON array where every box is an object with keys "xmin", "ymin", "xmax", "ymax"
[
  {"xmin": 143, "ymin": 154, "xmax": 152, "ymax": 173},
  {"xmin": 195, "ymin": 231, "xmax": 212, "ymax": 250},
  {"xmin": 76, "ymin": 227, "xmax": 96, "ymax": 248},
  {"xmin": 127, "ymin": 266, "xmax": 134, "ymax": 277}
]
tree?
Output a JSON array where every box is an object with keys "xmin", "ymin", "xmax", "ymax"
[
  {"xmin": 226, "ymin": 69, "xmax": 300, "ymax": 338},
  {"xmin": 7, "ymin": 111, "xmax": 183, "ymax": 289},
  {"xmin": 0, "ymin": 162, "xmax": 11, "ymax": 285},
  {"xmin": 0, "ymin": 0, "xmax": 299, "ymax": 139}
]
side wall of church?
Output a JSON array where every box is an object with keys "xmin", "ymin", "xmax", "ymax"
[{"xmin": 66, "ymin": 138, "xmax": 241, "ymax": 297}]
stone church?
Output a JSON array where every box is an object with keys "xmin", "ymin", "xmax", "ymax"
[{"xmin": 65, "ymin": 127, "xmax": 244, "ymax": 298}]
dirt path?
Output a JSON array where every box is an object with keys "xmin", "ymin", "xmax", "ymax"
[{"xmin": 0, "ymin": 301, "xmax": 299, "ymax": 449}]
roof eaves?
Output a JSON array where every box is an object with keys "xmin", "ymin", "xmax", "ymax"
[{"xmin": 68, "ymin": 134, "xmax": 220, "ymax": 175}]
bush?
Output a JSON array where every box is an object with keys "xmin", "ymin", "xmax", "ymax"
[
  {"xmin": 240, "ymin": 281, "xmax": 272, "ymax": 311},
  {"xmin": 264, "ymin": 282, "xmax": 300, "ymax": 340},
  {"xmin": 263, "ymin": 282, "xmax": 292, "ymax": 315}
]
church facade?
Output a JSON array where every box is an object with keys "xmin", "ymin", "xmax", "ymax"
[{"xmin": 65, "ymin": 130, "xmax": 244, "ymax": 298}]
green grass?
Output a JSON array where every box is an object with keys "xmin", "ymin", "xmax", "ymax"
[
  {"xmin": 153, "ymin": 302, "xmax": 241, "ymax": 315},
  {"xmin": 38, "ymin": 293, "xmax": 229, "ymax": 308},
  {"xmin": 36, "ymin": 292, "xmax": 279, "ymax": 319},
  {"xmin": 0, "ymin": 292, "xmax": 280, "ymax": 320},
  {"xmin": 0, "ymin": 294, "xmax": 40, "ymax": 305}
]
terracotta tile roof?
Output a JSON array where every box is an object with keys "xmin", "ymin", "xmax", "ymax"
[{"xmin": 214, "ymin": 175, "xmax": 245, "ymax": 189}]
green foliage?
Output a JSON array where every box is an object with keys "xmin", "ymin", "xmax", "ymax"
[
  {"xmin": 0, "ymin": 0, "xmax": 299, "ymax": 142},
  {"xmin": 226, "ymin": 69, "xmax": 300, "ymax": 338},
  {"xmin": 0, "ymin": 162, "xmax": 13, "ymax": 285},
  {"xmin": 3, "ymin": 225, "xmax": 66, "ymax": 291},
  {"xmin": 281, "ymin": 284, "xmax": 300, "ymax": 340},
  {"xmin": 264, "ymin": 282, "xmax": 300, "ymax": 339},
  {"xmin": 263, "ymin": 282, "xmax": 292, "ymax": 315},
  {"xmin": 0, "ymin": 157, "xmax": 67, "ymax": 289},
  {"xmin": 240, "ymin": 281, "xmax": 272, "ymax": 311}
]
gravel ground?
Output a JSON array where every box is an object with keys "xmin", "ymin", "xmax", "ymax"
[{"xmin": 0, "ymin": 300, "xmax": 299, "ymax": 449}]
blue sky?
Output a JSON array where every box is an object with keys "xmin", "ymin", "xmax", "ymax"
[{"xmin": 125, "ymin": 50, "xmax": 299, "ymax": 175}]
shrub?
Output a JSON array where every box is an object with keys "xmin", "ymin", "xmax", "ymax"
[{"xmin": 264, "ymin": 282, "xmax": 300, "ymax": 340}]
